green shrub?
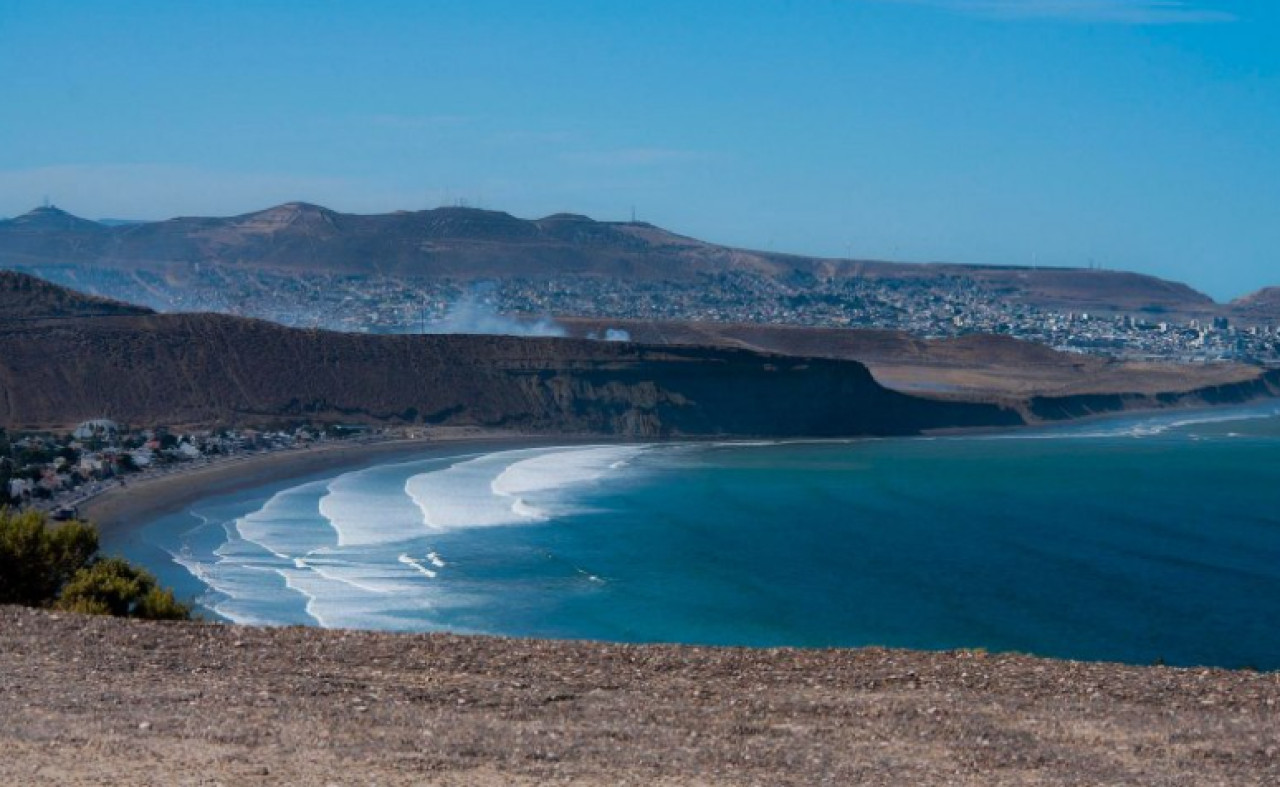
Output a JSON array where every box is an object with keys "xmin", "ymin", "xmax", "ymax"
[
  {"xmin": 136, "ymin": 585, "xmax": 193, "ymax": 621},
  {"xmin": 57, "ymin": 557, "xmax": 191, "ymax": 620},
  {"xmin": 0, "ymin": 508, "xmax": 98, "ymax": 605},
  {"xmin": 0, "ymin": 508, "xmax": 189, "ymax": 620}
]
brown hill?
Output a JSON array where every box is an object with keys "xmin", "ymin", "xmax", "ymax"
[
  {"xmin": 0, "ymin": 272, "xmax": 1019, "ymax": 435},
  {"xmin": 559, "ymin": 318, "xmax": 1265, "ymax": 398},
  {"xmin": 0, "ymin": 269, "xmax": 153, "ymax": 321},
  {"xmin": 1231, "ymin": 287, "xmax": 1280, "ymax": 322},
  {"xmin": 0, "ymin": 203, "xmax": 1218, "ymax": 314}
]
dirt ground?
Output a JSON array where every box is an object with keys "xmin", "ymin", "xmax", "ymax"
[{"xmin": 2, "ymin": 606, "xmax": 1277, "ymax": 786}]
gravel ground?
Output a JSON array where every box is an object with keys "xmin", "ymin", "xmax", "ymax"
[{"xmin": 2, "ymin": 606, "xmax": 1277, "ymax": 786}]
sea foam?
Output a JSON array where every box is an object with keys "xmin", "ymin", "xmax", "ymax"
[
  {"xmin": 405, "ymin": 445, "xmax": 648, "ymax": 531},
  {"xmin": 319, "ymin": 464, "xmax": 435, "ymax": 547},
  {"xmin": 982, "ymin": 403, "xmax": 1280, "ymax": 441},
  {"xmin": 232, "ymin": 480, "xmax": 335, "ymax": 559},
  {"xmin": 153, "ymin": 444, "xmax": 650, "ymax": 631}
]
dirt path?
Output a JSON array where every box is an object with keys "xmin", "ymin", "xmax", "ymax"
[{"xmin": 2, "ymin": 607, "xmax": 1277, "ymax": 785}]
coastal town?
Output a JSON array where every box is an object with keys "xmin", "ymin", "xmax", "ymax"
[
  {"xmin": 0, "ymin": 420, "xmax": 390, "ymax": 517},
  {"xmin": 16, "ymin": 263, "xmax": 1280, "ymax": 364}
]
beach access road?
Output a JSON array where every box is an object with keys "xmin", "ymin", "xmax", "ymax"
[{"xmin": 1, "ymin": 606, "xmax": 1277, "ymax": 786}]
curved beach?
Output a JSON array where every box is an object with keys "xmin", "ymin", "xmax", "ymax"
[{"xmin": 80, "ymin": 428, "xmax": 581, "ymax": 539}]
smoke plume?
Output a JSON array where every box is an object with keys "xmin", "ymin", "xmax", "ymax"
[{"xmin": 424, "ymin": 290, "xmax": 566, "ymax": 338}]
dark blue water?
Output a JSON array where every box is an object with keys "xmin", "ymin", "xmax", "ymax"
[{"xmin": 105, "ymin": 403, "xmax": 1280, "ymax": 669}]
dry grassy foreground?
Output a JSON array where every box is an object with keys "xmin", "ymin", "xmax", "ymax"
[{"xmin": 1, "ymin": 606, "xmax": 1277, "ymax": 786}]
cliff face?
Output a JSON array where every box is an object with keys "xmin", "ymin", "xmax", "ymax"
[
  {"xmin": 8, "ymin": 273, "xmax": 1268, "ymax": 436},
  {"xmin": 1025, "ymin": 370, "xmax": 1280, "ymax": 421},
  {"xmin": 0, "ymin": 277, "xmax": 1021, "ymax": 435}
]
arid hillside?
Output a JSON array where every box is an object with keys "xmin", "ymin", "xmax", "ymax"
[
  {"xmin": 3, "ymin": 606, "xmax": 1278, "ymax": 786},
  {"xmin": 0, "ymin": 272, "xmax": 1018, "ymax": 434},
  {"xmin": 1233, "ymin": 287, "xmax": 1280, "ymax": 323},
  {"xmin": 0, "ymin": 269, "xmax": 153, "ymax": 320},
  {"xmin": 0, "ymin": 203, "xmax": 1230, "ymax": 315},
  {"xmin": 560, "ymin": 317, "xmax": 1270, "ymax": 398}
]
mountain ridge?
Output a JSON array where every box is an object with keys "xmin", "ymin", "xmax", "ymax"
[{"xmin": 0, "ymin": 203, "xmax": 1245, "ymax": 315}]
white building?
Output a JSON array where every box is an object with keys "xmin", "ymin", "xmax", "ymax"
[{"xmin": 72, "ymin": 419, "xmax": 120, "ymax": 440}]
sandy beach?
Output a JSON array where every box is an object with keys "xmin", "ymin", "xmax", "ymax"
[{"xmin": 79, "ymin": 428, "xmax": 578, "ymax": 538}]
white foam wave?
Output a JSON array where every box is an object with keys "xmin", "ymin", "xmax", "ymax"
[
  {"xmin": 319, "ymin": 466, "xmax": 432, "ymax": 548},
  {"xmin": 197, "ymin": 560, "xmax": 307, "ymax": 627},
  {"xmin": 273, "ymin": 566, "xmax": 396, "ymax": 630},
  {"xmin": 167, "ymin": 469, "xmax": 450, "ymax": 628},
  {"xmin": 406, "ymin": 445, "xmax": 649, "ymax": 531},
  {"xmin": 153, "ymin": 445, "xmax": 652, "ymax": 632},
  {"xmin": 232, "ymin": 480, "xmax": 334, "ymax": 559},
  {"xmin": 399, "ymin": 554, "xmax": 438, "ymax": 579},
  {"xmin": 985, "ymin": 404, "xmax": 1280, "ymax": 441}
]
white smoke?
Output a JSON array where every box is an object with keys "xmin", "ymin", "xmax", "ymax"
[
  {"xmin": 424, "ymin": 290, "xmax": 566, "ymax": 337},
  {"xmin": 585, "ymin": 327, "xmax": 633, "ymax": 342}
]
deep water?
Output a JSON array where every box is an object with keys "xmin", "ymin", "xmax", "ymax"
[{"xmin": 105, "ymin": 402, "xmax": 1280, "ymax": 669}]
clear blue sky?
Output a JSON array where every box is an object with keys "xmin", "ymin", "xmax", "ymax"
[{"xmin": 1, "ymin": 0, "xmax": 1275, "ymax": 299}]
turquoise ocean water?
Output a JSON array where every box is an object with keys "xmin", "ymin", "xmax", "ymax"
[{"xmin": 105, "ymin": 402, "xmax": 1280, "ymax": 669}]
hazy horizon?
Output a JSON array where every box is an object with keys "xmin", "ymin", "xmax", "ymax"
[{"xmin": 2, "ymin": 0, "xmax": 1276, "ymax": 300}]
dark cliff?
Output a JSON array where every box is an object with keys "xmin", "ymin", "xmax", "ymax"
[
  {"xmin": 0, "ymin": 273, "xmax": 1021, "ymax": 435},
  {"xmin": 1025, "ymin": 370, "xmax": 1280, "ymax": 421}
]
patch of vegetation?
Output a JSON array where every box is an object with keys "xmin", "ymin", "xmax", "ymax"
[
  {"xmin": 58, "ymin": 557, "xmax": 190, "ymax": 619},
  {"xmin": 0, "ymin": 508, "xmax": 190, "ymax": 620}
]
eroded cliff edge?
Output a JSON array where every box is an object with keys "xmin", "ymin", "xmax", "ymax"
[
  {"xmin": 0, "ymin": 307, "xmax": 1021, "ymax": 435},
  {"xmin": 3, "ymin": 271, "xmax": 1275, "ymax": 435}
]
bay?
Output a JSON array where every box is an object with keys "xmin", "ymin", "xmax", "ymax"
[{"xmin": 104, "ymin": 401, "xmax": 1280, "ymax": 669}]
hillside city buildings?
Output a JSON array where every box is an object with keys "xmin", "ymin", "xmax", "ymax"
[{"xmin": 14, "ymin": 265, "xmax": 1279, "ymax": 364}]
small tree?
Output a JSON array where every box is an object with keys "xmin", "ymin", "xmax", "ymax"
[
  {"xmin": 57, "ymin": 557, "xmax": 191, "ymax": 620},
  {"xmin": 0, "ymin": 509, "xmax": 99, "ymax": 605},
  {"xmin": 0, "ymin": 509, "xmax": 189, "ymax": 620}
]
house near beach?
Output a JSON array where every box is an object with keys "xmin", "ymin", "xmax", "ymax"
[{"xmin": 72, "ymin": 419, "xmax": 120, "ymax": 441}]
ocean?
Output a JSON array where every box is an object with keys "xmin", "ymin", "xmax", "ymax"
[{"xmin": 104, "ymin": 401, "xmax": 1280, "ymax": 669}]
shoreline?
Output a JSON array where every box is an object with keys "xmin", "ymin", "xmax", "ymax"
[
  {"xmin": 55, "ymin": 402, "xmax": 1280, "ymax": 678},
  {"xmin": 84, "ymin": 394, "xmax": 1280, "ymax": 537},
  {"xmin": 81, "ymin": 428, "xmax": 620, "ymax": 539}
]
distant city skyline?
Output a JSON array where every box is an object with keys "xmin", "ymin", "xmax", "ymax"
[{"xmin": 1, "ymin": 0, "xmax": 1275, "ymax": 299}]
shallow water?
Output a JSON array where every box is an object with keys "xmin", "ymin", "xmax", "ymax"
[{"xmin": 105, "ymin": 401, "xmax": 1280, "ymax": 669}]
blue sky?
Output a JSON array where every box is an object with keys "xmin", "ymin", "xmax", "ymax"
[{"xmin": 0, "ymin": 0, "xmax": 1275, "ymax": 299}]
